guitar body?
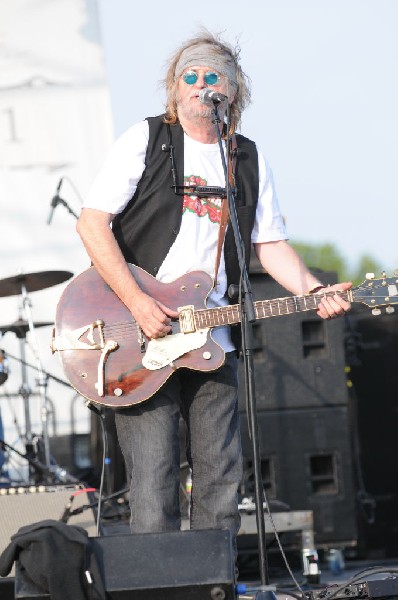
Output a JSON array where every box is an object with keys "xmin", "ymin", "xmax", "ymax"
[{"xmin": 54, "ymin": 265, "xmax": 225, "ymax": 408}]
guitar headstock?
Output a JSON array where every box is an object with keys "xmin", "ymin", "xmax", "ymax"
[{"xmin": 352, "ymin": 270, "xmax": 398, "ymax": 315}]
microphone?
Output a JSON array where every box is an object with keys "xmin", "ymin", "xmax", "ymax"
[
  {"xmin": 199, "ymin": 89, "xmax": 228, "ymax": 105},
  {"xmin": 50, "ymin": 463, "xmax": 79, "ymax": 484},
  {"xmin": 47, "ymin": 178, "xmax": 63, "ymax": 225},
  {"xmin": 60, "ymin": 488, "xmax": 97, "ymax": 523}
]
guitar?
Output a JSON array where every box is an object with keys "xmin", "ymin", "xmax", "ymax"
[{"xmin": 51, "ymin": 265, "xmax": 398, "ymax": 408}]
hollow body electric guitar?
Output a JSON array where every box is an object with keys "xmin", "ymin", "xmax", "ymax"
[{"xmin": 52, "ymin": 264, "xmax": 398, "ymax": 408}]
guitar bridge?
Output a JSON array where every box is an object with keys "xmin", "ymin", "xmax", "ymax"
[
  {"xmin": 51, "ymin": 320, "xmax": 107, "ymax": 352},
  {"xmin": 51, "ymin": 320, "xmax": 119, "ymax": 398},
  {"xmin": 178, "ymin": 305, "xmax": 196, "ymax": 334}
]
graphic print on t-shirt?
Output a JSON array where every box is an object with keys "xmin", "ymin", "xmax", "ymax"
[{"xmin": 183, "ymin": 175, "xmax": 222, "ymax": 224}]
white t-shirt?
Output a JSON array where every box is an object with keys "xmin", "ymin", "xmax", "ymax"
[{"xmin": 84, "ymin": 119, "xmax": 288, "ymax": 351}]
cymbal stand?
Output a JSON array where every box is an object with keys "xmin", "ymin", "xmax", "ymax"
[
  {"xmin": 18, "ymin": 325, "xmax": 34, "ymax": 463},
  {"xmin": 19, "ymin": 282, "xmax": 51, "ymax": 478}
]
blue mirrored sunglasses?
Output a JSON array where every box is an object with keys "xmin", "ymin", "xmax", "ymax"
[{"xmin": 182, "ymin": 70, "xmax": 221, "ymax": 86}]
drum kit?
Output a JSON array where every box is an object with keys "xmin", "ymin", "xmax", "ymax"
[{"xmin": 0, "ymin": 268, "xmax": 75, "ymax": 485}]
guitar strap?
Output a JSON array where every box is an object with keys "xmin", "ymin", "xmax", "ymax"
[{"xmin": 214, "ymin": 134, "xmax": 237, "ymax": 288}]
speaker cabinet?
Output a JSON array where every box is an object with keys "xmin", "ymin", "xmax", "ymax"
[
  {"xmin": 240, "ymin": 406, "xmax": 357, "ymax": 546},
  {"xmin": 0, "ymin": 577, "xmax": 13, "ymax": 600},
  {"xmin": 238, "ymin": 268, "xmax": 349, "ymax": 411},
  {"xmin": 237, "ymin": 267, "xmax": 356, "ymax": 546},
  {"xmin": 14, "ymin": 529, "xmax": 236, "ymax": 599},
  {"xmin": 348, "ymin": 309, "xmax": 398, "ymax": 554},
  {"xmin": 0, "ymin": 485, "xmax": 96, "ymax": 577}
]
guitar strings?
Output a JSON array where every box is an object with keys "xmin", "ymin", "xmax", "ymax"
[{"xmin": 96, "ymin": 286, "xmax": 387, "ymax": 341}]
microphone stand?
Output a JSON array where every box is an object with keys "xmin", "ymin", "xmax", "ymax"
[
  {"xmin": 52, "ymin": 196, "xmax": 79, "ymax": 221},
  {"xmin": 0, "ymin": 437, "xmax": 78, "ymax": 485},
  {"xmin": 47, "ymin": 177, "xmax": 80, "ymax": 225},
  {"xmin": 211, "ymin": 101, "xmax": 275, "ymax": 600}
]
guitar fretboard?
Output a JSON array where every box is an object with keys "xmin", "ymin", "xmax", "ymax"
[{"xmin": 194, "ymin": 289, "xmax": 350, "ymax": 329}]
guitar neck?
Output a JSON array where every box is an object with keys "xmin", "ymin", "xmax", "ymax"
[{"xmin": 195, "ymin": 289, "xmax": 351, "ymax": 329}]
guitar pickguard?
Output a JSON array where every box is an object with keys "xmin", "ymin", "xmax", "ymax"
[{"xmin": 142, "ymin": 328, "xmax": 210, "ymax": 370}]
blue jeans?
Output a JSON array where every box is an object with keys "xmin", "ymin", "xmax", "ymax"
[{"xmin": 115, "ymin": 352, "xmax": 242, "ymax": 542}]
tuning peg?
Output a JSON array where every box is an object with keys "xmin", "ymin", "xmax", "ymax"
[
  {"xmin": 386, "ymin": 306, "xmax": 395, "ymax": 314},
  {"xmin": 372, "ymin": 308, "xmax": 381, "ymax": 316},
  {"xmin": 366, "ymin": 273, "xmax": 375, "ymax": 280}
]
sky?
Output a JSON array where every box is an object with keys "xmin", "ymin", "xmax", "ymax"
[{"xmin": 96, "ymin": 0, "xmax": 398, "ymax": 278}]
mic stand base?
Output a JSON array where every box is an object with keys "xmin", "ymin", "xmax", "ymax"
[
  {"xmin": 255, "ymin": 589, "xmax": 276, "ymax": 600},
  {"xmin": 255, "ymin": 590, "xmax": 278, "ymax": 600}
]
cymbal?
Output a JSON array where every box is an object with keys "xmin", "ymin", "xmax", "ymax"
[
  {"xmin": 0, "ymin": 270, "xmax": 73, "ymax": 297},
  {"xmin": 0, "ymin": 319, "xmax": 54, "ymax": 338}
]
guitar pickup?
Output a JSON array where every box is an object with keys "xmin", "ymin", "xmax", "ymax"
[
  {"xmin": 178, "ymin": 305, "xmax": 196, "ymax": 334},
  {"xmin": 137, "ymin": 326, "xmax": 147, "ymax": 353}
]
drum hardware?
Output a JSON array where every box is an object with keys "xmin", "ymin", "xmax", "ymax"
[
  {"xmin": 0, "ymin": 437, "xmax": 78, "ymax": 484},
  {"xmin": 0, "ymin": 269, "xmax": 74, "ymax": 485},
  {"xmin": 0, "ymin": 319, "xmax": 54, "ymax": 338},
  {"xmin": 0, "ymin": 270, "xmax": 73, "ymax": 298},
  {"xmin": 0, "ymin": 350, "xmax": 71, "ymax": 390},
  {"xmin": 0, "ymin": 349, "xmax": 72, "ymax": 437}
]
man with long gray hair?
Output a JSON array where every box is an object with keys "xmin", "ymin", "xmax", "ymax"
[{"xmin": 77, "ymin": 30, "xmax": 351, "ymax": 569}]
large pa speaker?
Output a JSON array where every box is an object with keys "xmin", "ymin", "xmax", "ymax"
[
  {"xmin": 238, "ymin": 268, "xmax": 348, "ymax": 411},
  {"xmin": 348, "ymin": 308, "xmax": 398, "ymax": 554},
  {"xmin": 14, "ymin": 529, "xmax": 236, "ymax": 599},
  {"xmin": 240, "ymin": 406, "xmax": 357, "ymax": 546}
]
